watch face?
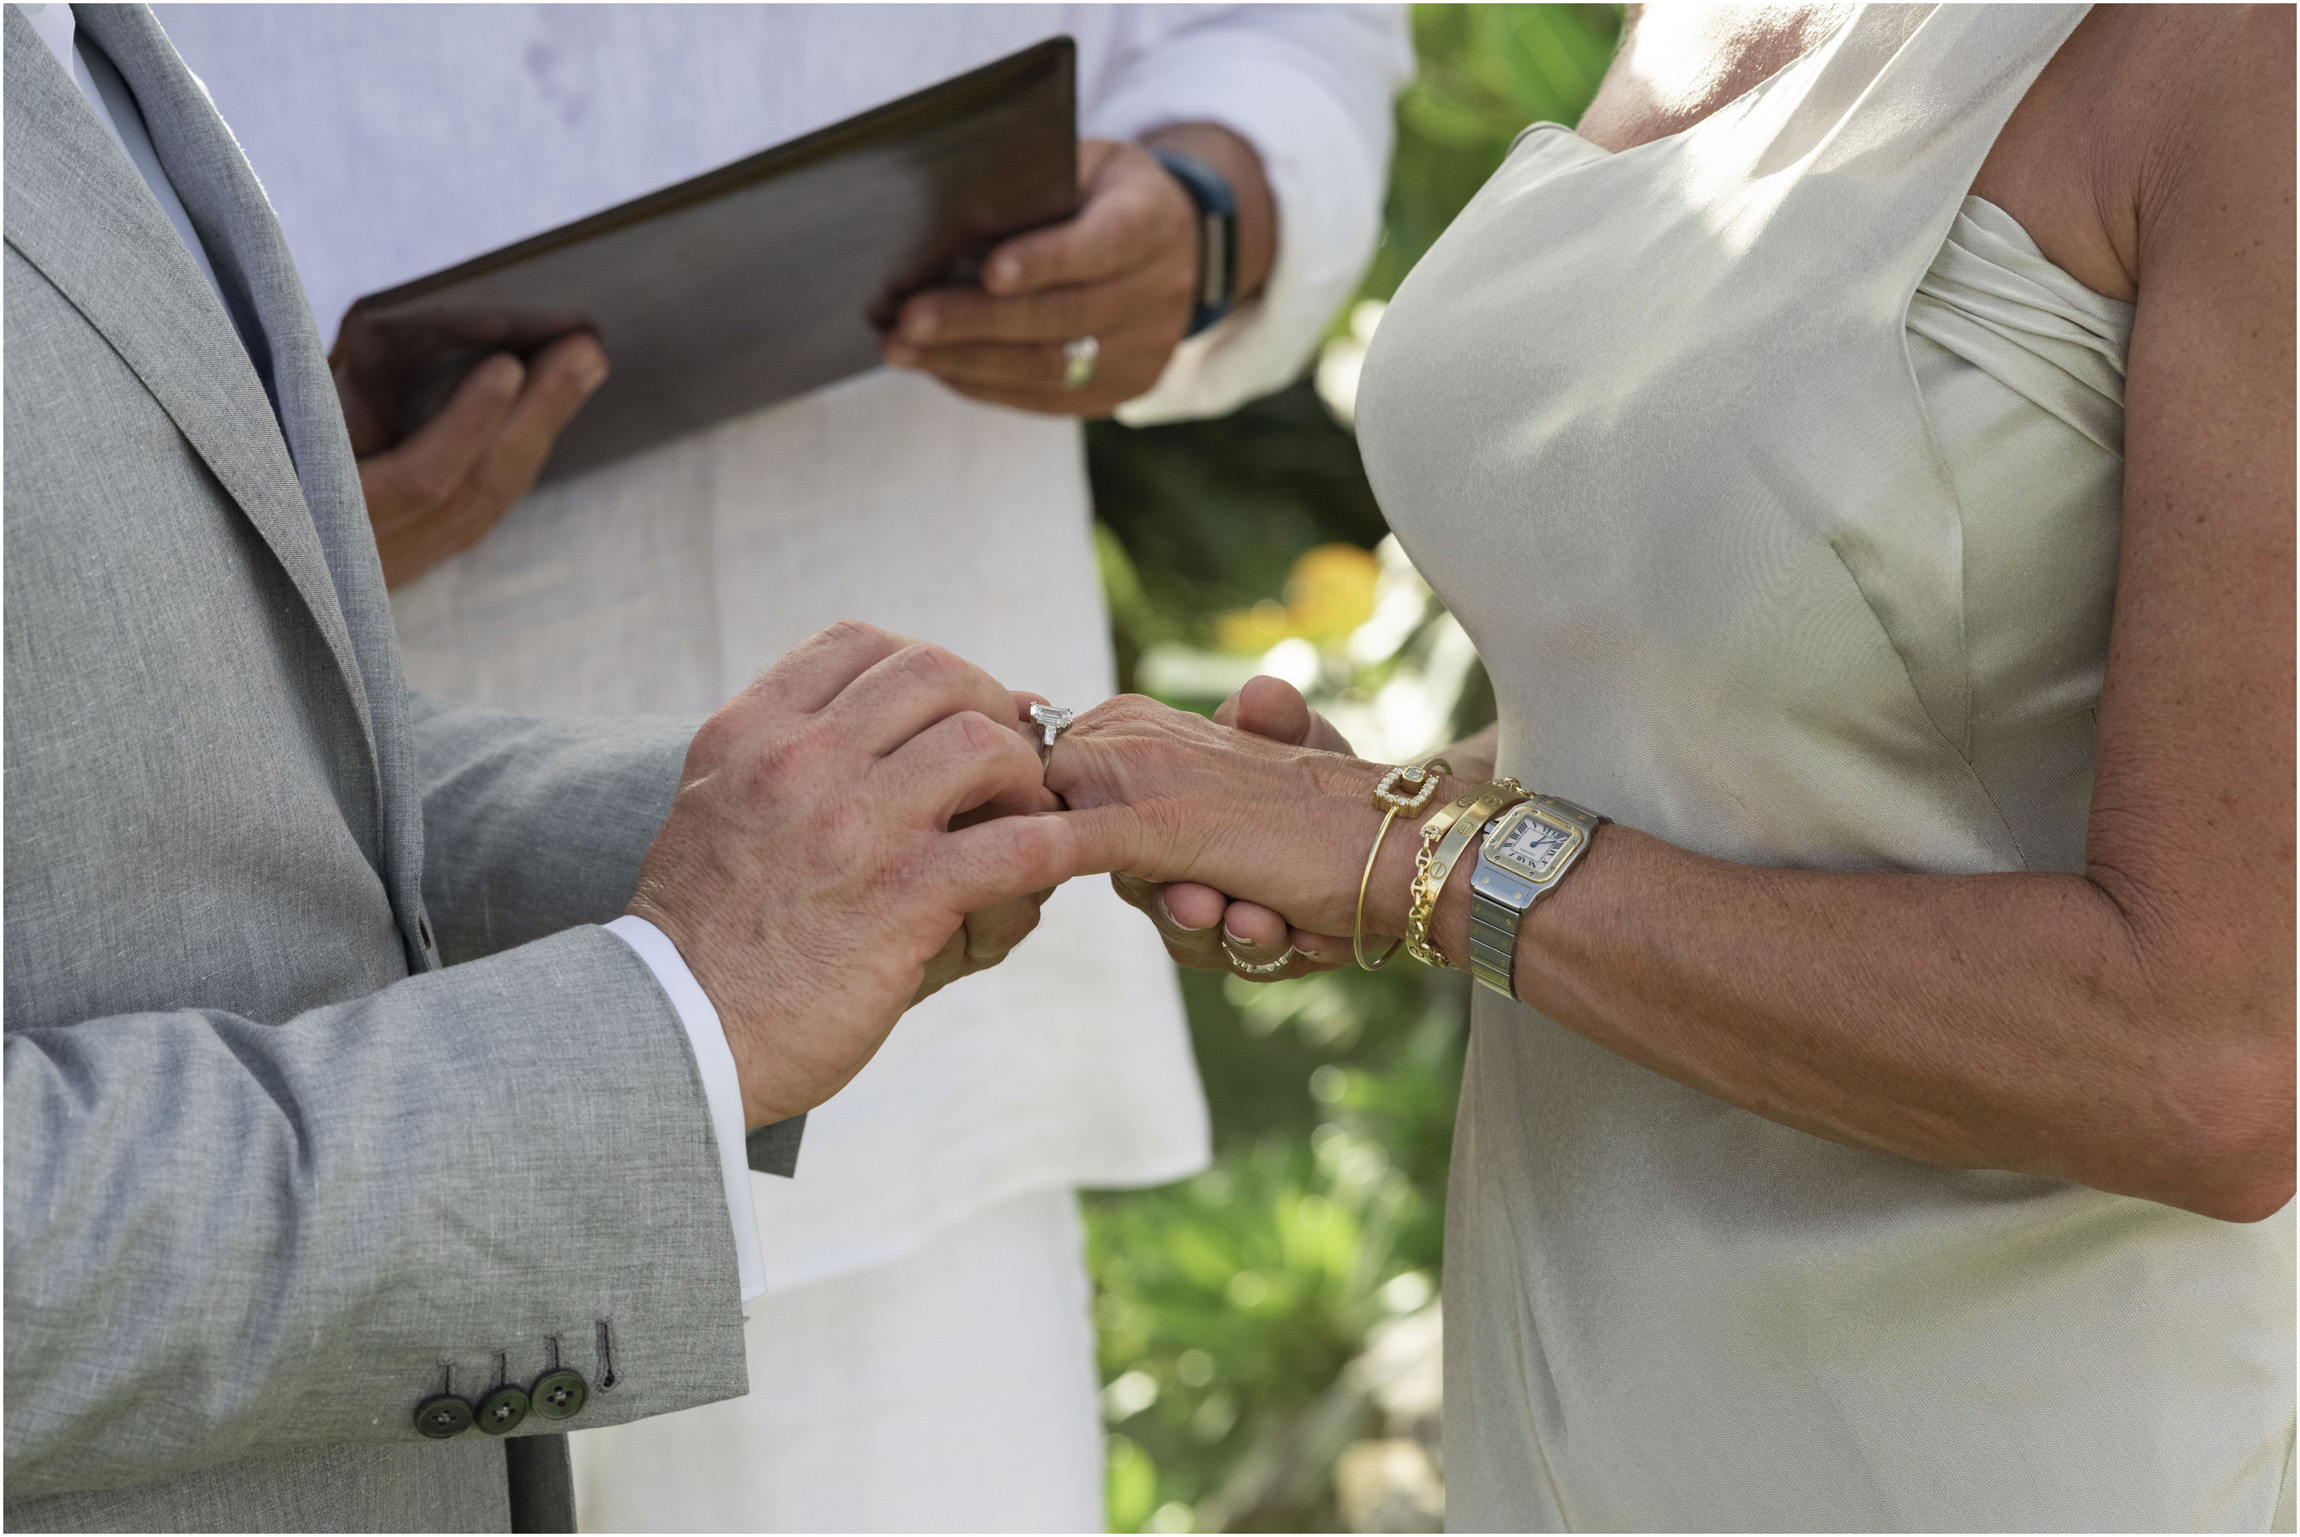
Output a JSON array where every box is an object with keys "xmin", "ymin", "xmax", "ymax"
[{"xmin": 1494, "ymin": 813, "xmax": 1576, "ymax": 878}]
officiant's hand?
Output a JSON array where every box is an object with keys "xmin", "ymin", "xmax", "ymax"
[
  {"xmin": 881, "ymin": 126, "xmax": 1275, "ymax": 417},
  {"xmin": 333, "ymin": 331, "xmax": 609, "ymax": 589},
  {"xmin": 628, "ymin": 622, "xmax": 1077, "ymax": 1127}
]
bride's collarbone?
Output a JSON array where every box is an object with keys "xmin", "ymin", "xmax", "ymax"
[{"xmin": 1575, "ymin": 4, "xmax": 1855, "ymax": 154}]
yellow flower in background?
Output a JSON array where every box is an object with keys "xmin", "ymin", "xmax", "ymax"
[
  {"xmin": 1215, "ymin": 543, "xmax": 1381, "ymax": 654},
  {"xmin": 1286, "ymin": 544, "xmax": 1381, "ymax": 644},
  {"xmin": 1216, "ymin": 599, "xmax": 1296, "ymax": 655}
]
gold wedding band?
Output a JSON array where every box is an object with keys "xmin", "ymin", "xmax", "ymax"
[{"xmin": 1062, "ymin": 336, "xmax": 1099, "ymax": 391}]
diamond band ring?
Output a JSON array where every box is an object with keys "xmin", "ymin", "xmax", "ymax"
[
  {"xmin": 1061, "ymin": 336, "xmax": 1099, "ymax": 391},
  {"xmin": 1224, "ymin": 940, "xmax": 1295, "ymax": 977}
]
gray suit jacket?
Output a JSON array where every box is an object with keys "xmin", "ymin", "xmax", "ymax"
[{"xmin": 4, "ymin": 7, "xmax": 763, "ymax": 1528}]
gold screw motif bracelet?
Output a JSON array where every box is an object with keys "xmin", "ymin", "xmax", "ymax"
[{"xmin": 1406, "ymin": 778, "xmax": 1526, "ymax": 968}]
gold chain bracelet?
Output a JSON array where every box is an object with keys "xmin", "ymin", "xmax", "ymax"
[
  {"xmin": 1354, "ymin": 758, "xmax": 1452, "ymax": 970},
  {"xmin": 1406, "ymin": 778, "xmax": 1525, "ymax": 967}
]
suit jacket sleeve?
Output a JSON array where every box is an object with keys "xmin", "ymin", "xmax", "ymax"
[
  {"xmin": 407, "ymin": 690, "xmax": 699, "ymax": 964},
  {"xmin": 3, "ymin": 928, "xmax": 751, "ymax": 1499},
  {"xmin": 408, "ymin": 693, "xmax": 810, "ymax": 1177}
]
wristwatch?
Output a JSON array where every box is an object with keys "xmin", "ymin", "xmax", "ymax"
[
  {"xmin": 1466, "ymin": 794, "xmax": 1606, "ymax": 998},
  {"xmin": 1149, "ymin": 147, "xmax": 1238, "ymax": 336}
]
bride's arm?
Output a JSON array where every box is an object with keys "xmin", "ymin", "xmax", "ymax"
[{"xmin": 1054, "ymin": 598, "xmax": 2285, "ymax": 1224}]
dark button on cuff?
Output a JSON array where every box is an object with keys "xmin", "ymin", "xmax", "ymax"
[
  {"xmin": 475, "ymin": 1384, "xmax": 530, "ymax": 1435},
  {"xmin": 414, "ymin": 1394, "xmax": 473, "ymax": 1439},
  {"xmin": 529, "ymin": 1368, "xmax": 589, "ymax": 1421}
]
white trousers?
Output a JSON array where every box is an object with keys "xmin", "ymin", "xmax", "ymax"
[{"xmin": 571, "ymin": 1187, "xmax": 1105, "ymax": 1532}]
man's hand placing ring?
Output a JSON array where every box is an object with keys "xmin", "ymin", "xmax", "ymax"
[
  {"xmin": 1062, "ymin": 337, "xmax": 1099, "ymax": 392},
  {"xmin": 1224, "ymin": 940, "xmax": 1295, "ymax": 977}
]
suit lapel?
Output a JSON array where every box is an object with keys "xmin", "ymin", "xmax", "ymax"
[
  {"xmin": 2, "ymin": 6, "xmax": 375, "ymax": 751},
  {"xmin": 5, "ymin": 6, "xmax": 433, "ymax": 968}
]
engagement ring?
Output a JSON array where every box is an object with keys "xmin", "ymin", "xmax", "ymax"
[{"xmin": 1029, "ymin": 702, "xmax": 1075, "ymax": 766}]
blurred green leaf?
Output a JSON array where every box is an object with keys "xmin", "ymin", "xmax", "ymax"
[{"xmin": 1107, "ymin": 1434, "xmax": 1161, "ymax": 1533}]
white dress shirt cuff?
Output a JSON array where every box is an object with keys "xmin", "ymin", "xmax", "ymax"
[{"xmin": 605, "ymin": 914, "xmax": 768, "ymax": 1305}]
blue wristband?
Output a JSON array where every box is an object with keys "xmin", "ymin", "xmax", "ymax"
[{"xmin": 1150, "ymin": 146, "xmax": 1239, "ymax": 337}]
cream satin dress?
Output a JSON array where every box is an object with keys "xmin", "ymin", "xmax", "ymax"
[{"xmin": 1354, "ymin": 6, "xmax": 2295, "ymax": 1530}]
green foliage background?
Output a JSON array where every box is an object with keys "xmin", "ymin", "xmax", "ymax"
[{"xmin": 1081, "ymin": 8, "xmax": 1621, "ymax": 1531}]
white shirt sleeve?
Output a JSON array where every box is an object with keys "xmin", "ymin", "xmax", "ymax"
[
  {"xmin": 605, "ymin": 915, "xmax": 769, "ymax": 1305},
  {"xmin": 1085, "ymin": 4, "xmax": 1416, "ymax": 426}
]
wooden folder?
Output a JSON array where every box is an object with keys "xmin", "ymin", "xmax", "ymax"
[{"xmin": 333, "ymin": 38, "xmax": 1077, "ymax": 484}]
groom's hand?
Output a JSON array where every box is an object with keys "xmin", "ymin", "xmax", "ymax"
[
  {"xmin": 914, "ymin": 887, "xmax": 1055, "ymax": 1006},
  {"xmin": 627, "ymin": 622, "xmax": 1075, "ymax": 1126}
]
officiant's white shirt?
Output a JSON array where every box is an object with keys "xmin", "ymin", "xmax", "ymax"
[{"xmin": 158, "ymin": 3, "xmax": 1412, "ymax": 1292}]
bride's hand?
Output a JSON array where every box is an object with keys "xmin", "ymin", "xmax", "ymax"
[
  {"xmin": 1107, "ymin": 678, "xmax": 1358, "ymax": 978},
  {"xmin": 1049, "ymin": 684, "xmax": 1461, "ymax": 952}
]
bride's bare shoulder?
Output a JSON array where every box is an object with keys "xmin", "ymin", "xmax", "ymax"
[{"xmin": 1573, "ymin": 4, "xmax": 1854, "ymax": 154}]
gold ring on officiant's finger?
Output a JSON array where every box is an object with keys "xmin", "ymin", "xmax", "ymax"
[
  {"xmin": 1062, "ymin": 336, "xmax": 1099, "ymax": 391},
  {"xmin": 1224, "ymin": 939, "xmax": 1294, "ymax": 977}
]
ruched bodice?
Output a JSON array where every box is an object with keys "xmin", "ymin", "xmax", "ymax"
[
  {"xmin": 1354, "ymin": 6, "xmax": 2293, "ymax": 1529},
  {"xmin": 1911, "ymin": 196, "xmax": 2130, "ymax": 872}
]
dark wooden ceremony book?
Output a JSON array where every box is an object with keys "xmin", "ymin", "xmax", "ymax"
[{"xmin": 332, "ymin": 38, "xmax": 1077, "ymax": 484}]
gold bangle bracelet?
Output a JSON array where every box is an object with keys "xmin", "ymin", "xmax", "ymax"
[
  {"xmin": 1406, "ymin": 778, "xmax": 1526, "ymax": 968},
  {"xmin": 1354, "ymin": 758, "xmax": 1451, "ymax": 970}
]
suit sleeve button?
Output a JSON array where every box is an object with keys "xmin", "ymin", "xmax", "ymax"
[
  {"xmin": 475, "ymin": 1385, "xmax": 530, "ymax": 1435},
  {"xmin": 529, "ymin": 1368, "xmax": 589, "ymax": 1421},
  {"xmin": 414, "ymin": 1394, "xmax": 473, "ymax": 1439}
]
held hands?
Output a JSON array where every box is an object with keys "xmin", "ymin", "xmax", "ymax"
[
  {"xmin": 627, "ymin": 622, "xmax": 1076, "ymax": 1127},
  {"xmin": 1047, "ymin": 685, "xmax": 1459, "ymax": 958},
  {"xmin": 1059, "ymin": 678, "xmax": 1500, "ymax": 984},
  {"xmin": 628, "ymin": 643, "xmax": 1471, "ymax": 1128}
]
